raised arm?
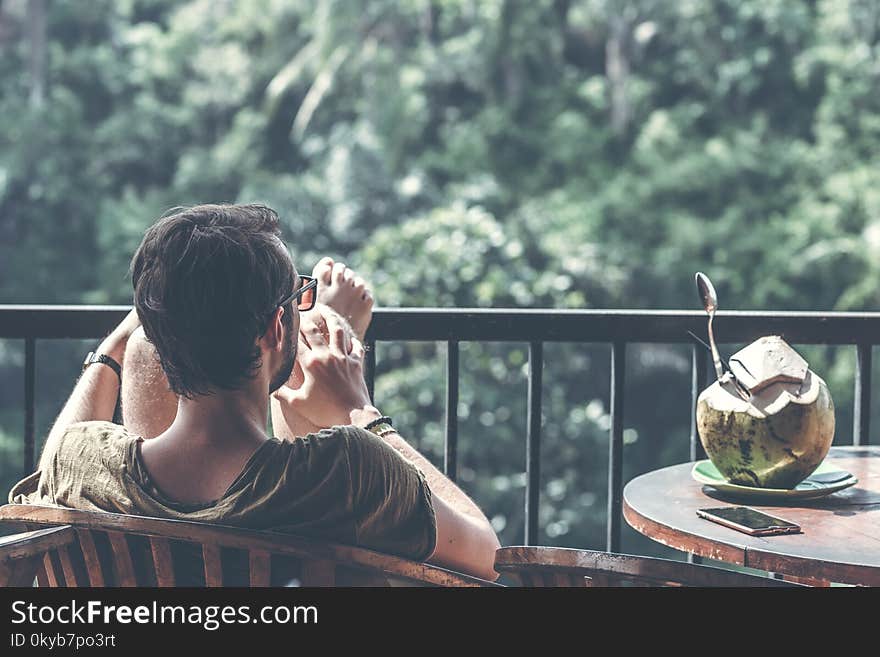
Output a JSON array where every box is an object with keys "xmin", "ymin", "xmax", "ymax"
[
  {"xmin": 273, "ymin": 308, "xmax": 500, "ymax": 580},
  {"xmin": 38, "ymin": 309, "xmax": 140, "ymax": 472}
]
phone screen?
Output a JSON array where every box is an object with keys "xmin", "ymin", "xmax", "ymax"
[{"xmin": 697, "ymin": 506, "xmax": 800, "ymax": 533}]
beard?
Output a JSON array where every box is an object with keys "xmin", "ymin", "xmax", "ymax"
[{"xmin": 268, "ymin": 321, "xmax": 296, "ymax": 394}]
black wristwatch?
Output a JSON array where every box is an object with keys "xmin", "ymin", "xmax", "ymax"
[{"xmin": 82, "ymin": 351, "xmax": 122, "ymax": 384}]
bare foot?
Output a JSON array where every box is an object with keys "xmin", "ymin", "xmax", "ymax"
[{"xmin": 311, "ymin": 257, "xmax": 374, "ymax": 341}]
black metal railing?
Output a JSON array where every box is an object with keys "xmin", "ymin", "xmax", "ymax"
[{"xmin": 2, "ymin": 306, "xmax": 878, "ymax": 552}]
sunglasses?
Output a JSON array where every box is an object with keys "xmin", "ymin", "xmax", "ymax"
[{"xmin": 275, "ymin": 275, "xmax": 318, "ymax": 313}]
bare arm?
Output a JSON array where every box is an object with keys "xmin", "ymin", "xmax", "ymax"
[
  {"xmin": 349, "ymin": 408, "xmax": 501, "ymax": 581},
  {"xmin": 375, "ymin": 429, "xmax": 491, "ymax": 523},
  {"xmin": 38, "ymin": 310, "xmax": 141, "ymax": 472},
  {"xmin": 275, "ymin": 308, "xmax": 501, "ymax": 580},
  {"xmin": 120, "ymin": 327, "xmax": 178, "ymax": 438}
]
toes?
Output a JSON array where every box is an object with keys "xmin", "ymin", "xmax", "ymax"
[
  {"xmin": 343, "ymin": 268, "xmax": 355, "ymax": 285},
  {"xmin": 313, "ymin": 257, "xmax": 334, "ymax": 284},
  {"xmin": 363, "ymin": 289, "xmax": 374, "ymax": 305},
  {"xmin": 331, "ymin": 262, "xmax": 347, "ymax": 284},
  {"xmin": 353, "ymin": 276, "xmax": 365, "ymax": 290}
]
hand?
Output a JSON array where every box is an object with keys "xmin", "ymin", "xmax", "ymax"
[
  {"xmin": 99, "ymin": 308, "xmax": 142, "ymax": 363},
  {"xmin": 273, "ymin": 308, "xmax": 372, "ymax": 428},
  {"xmin": 113, "ymin": 308, "xmax": 142, "ymax": 341}
]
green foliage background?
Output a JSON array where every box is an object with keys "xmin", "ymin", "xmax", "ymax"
[{"xmin": 2, "ymin": 0, "xmax": 879, "ymax": 557}]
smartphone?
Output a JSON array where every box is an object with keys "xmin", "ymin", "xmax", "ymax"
[{"xmin": 696, "ymin": 506, "xmax": 801, "ymax": 536}]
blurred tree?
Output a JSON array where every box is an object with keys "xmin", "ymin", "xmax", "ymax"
[{"xmin": 0, "ymin": 0, "xmax": 876, "ymax": 552}]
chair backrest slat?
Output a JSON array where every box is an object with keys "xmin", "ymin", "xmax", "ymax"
[
  {"xmin": 518, "ymin": 571, "xmax": 541, "ymax": 587},
  {"xmin": 41, "ymin": 552, "xmax": 59, "ymax": 586},
  {"xmin": 106, "ymin": 531, "xmax": 137, "ymax": 586},
  {"xmin": 249, "ymin": 549, "xmax": 271, "ymax": 587},
  {"xmin": 202, "ymin": 544, "xmax": 223, "ymax": 587},
  {"xmin": 495, "ymin": 546, "xmax": 800, "ymax": 587},
  {"xmin": 300, "ymin": 559, "xmax": 336, "ymax": 586},
  {"xmin": 0, "ymin": 505, "xmax": 498, "ymax": 588},
  {"xmin": 0, "ymin": 526, "xmax": 77, "ymax": 587},
  {"xmin": 554, "ymin": 572, "xmax": 579, "ymax": 587},
  {"xmin": 1, "ymin": 555, "xmax": 42, "ymax": 586},
  {"xmin": 57, "ymin": 546, "xmax": 80, "ymax": 587},
  {"xmin": 75, "ymin": 529, "xmax": 106, "ymax": 587},
  {"xmin": 35, "ymin": 561, "xmax": 49, "ymax": 587},
  {"xmin": 149, "ymin": 537, "xmax": 175, "ymax": 587}
]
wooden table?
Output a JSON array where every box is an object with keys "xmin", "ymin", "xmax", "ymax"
[{"xmin": 623, "ymin": 446, "xmax": 880, "ymax": 586}]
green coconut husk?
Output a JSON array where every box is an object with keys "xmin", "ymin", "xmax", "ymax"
[{"xmin": 696, "ymin": 369, "xmax": 835, "ymax": 489}]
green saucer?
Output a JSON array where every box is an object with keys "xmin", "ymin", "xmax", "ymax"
[{"xmin": 691, "ymin": 460, "xmax": 858, "ymax": 500}]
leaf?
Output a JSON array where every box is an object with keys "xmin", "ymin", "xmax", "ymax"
[
  {"xmin": 290, "ymin": 44, "xmax": 351, "ymax": 140},
  {"xmin": 264, "ymin": 39, "xmax": 321, "ymax": 116}
]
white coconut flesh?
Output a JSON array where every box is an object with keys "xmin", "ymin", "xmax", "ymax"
[{"xmin": 696, "ymin": 370, "xmax": 835, "ymax": 488}]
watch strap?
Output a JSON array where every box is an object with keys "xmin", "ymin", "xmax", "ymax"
[
  {"xmin": 83, "ymin": 352, "xmax": 122, "ymax": 383},
  {"xmin": 364, "ymin": 415, "xmax": 393, "ymax": 431},
  {"xmin": 366, "ymin": 423, "xmax": 396, "ymax": 438}
]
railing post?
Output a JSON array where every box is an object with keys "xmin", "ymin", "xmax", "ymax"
[
  {"xmin": 365, "ymin": 339, "xmax": 376, "ymax": 402},
  {"xmin": 607, "ymin": 341, "xmax": 625, "ymax": 553},
  {"xmin": 854, "ymin": 344, "xmax": 872, "ymax": 446},
  {"xmin": 24, "ymin": 337, "xmax": 36, "ymax": 476},
  {"xmin": 525, "ymin": 341, "xmax": 543, "ymax": 546},
  {"xmin": 444, "ymin": 340, "xmax": 459, "ymax": 481},
  {"xmin": 10, "ymin": 306, "xmax": 880, "ymax": 561},
  {"xmin": 688, "ymin": 341, "xmax": 709, "ymax": 565},
  {"xmin": 690, "ymin": 344, "xmax": 708, "ymax": 461}
]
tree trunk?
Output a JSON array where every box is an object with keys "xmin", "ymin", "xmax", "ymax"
[
  {"xmin": 423, "ymin": 0, "xmax": 440, "ymax": 44},
  {"xmin": 27, "ymin": 0, "xmax": 47, "ymax": 109},
  {"xmin": 493, "ymin": 0, "xmax": 521, "ymax": 104},
  {"xmin": 606, "ymin": 14, "xmax": 630, "ymax": 136}
]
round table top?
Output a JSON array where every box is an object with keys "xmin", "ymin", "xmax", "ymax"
[{"xmin": 622, "ymin": 446, "xmax": 880, "ymax": 586}]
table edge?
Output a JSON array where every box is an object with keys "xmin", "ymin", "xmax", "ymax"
[{"xmin": 622, "ymin": 447, "xmax": 880, "ymax": 586}]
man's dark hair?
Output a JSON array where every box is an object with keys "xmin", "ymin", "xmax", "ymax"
[{"xmin": 131, "ymin": 203, "xmax": 296, "ymax": 398}]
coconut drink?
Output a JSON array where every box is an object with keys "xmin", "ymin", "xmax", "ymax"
[{"xmin": 696, "ymin": 335, "xmax": 835, "ymax": 489}]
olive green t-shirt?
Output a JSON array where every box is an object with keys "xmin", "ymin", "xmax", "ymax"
[{"xmin": 9, "ymin": 421, "xmax": 436, "ymax": 561}]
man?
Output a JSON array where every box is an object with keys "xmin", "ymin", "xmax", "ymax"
[{"xmin": 10, "ymin": 204, "xmax": 500, "ymax": 581}]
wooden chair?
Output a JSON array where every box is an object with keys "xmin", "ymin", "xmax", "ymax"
[
  {"xmin": 495, "ymin": 546, "xmax": 801, "ymax": 587},
  {"xmin": 0, "ymin": 504, "xmax": 498, "ymax": 587}
]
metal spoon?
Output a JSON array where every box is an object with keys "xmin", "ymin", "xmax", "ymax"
[
  {"xmin": 695, "ymin": 273, "xmax": 751, "ymax": 400},
  {"xmin": 695, "ymin": 272, "xmax": 725, "ymax": 381}
]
